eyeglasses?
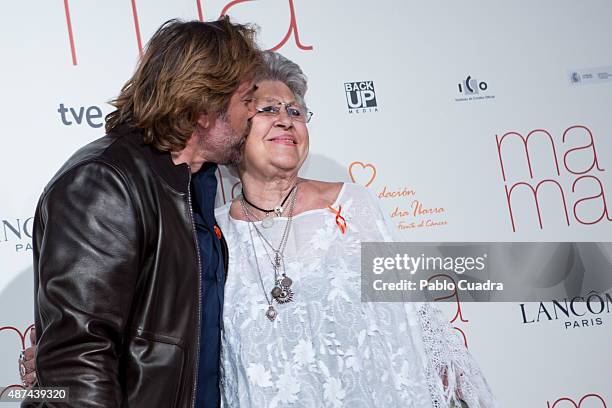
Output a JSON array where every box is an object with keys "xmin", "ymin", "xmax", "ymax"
[{"xmin": 252, "ymin": 97, "xmax": 313, "ymax": 123}]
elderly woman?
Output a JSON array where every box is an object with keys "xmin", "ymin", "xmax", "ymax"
[
  {"xmin": 216, "ymin": 51, "xmax": 497, "ymax": 408},
  {"xmin": 19, "ymin": 51, "xmax": 495, "ymax": 407}
]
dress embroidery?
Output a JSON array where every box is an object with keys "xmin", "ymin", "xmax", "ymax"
[{"xmin": 216, "ymin": 183, "xmax": 497, "ymax": 408}]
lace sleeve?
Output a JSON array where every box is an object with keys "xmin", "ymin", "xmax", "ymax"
[
  {"xmin": 352, "ymin": 183, "xmax": 497, "ymax": 407},
  {"xmin": 416, "ymin": 303, "xmax": 498, "ymax": 408}
]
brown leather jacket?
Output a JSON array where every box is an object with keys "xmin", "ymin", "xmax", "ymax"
[{"xmin": 24, "ymin": 125, "xmax": 228, "ymax": 407}]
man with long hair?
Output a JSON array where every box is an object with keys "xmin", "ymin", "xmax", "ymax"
[{"xmin": 21, "ymin": 17, "xmax": 263, "ymax": 407}]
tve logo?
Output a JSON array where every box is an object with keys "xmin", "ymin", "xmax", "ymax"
[
  {"xmin": 57, "ymin": 104, "xmax": 105, "ymax": 128},
  {"xmin": 344, "ymin": 81, "xmax": 378, "ymax": 114}
]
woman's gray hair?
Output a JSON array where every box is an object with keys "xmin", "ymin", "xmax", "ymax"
[{"xmin": 255, "ymin": 51, "xmax": 308, "ymax": 106}]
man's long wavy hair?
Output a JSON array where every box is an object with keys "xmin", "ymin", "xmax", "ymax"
[{"xmin": 105, "ymin": 17, "xmax": 262, "ymax": 152}]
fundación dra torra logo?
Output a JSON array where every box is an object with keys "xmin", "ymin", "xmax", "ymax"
[{"xmin": 345, "ymin": 81, "xmax": 378, "ymax": 113}]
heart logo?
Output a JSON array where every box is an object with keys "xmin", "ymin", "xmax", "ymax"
[
  {"xmin": 0, "ymin": 324, "xmax": 35, "ymax": 350},
  {"xmin": 547, "ymin": 394, "xmax": 607, "ymax": 408},
  {"xmin": 348, "ymin": 161, "xmax": 377, "ymax": 187},
  {"xmin": 0, "ymin": 324, "xmax": 35, "ymax": 389}
]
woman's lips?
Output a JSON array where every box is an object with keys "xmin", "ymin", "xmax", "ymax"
[{"xmin": 268, "ymin": 136, "xmax": 297, "ymax": 146}]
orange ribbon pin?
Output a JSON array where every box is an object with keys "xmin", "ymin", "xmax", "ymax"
[
  {"xmin": 327, "ymin": 205, "xmax": 347, "ymax": 234},
  {"xmin": 213, "ymin": 225, "xmax": 222, "ymax": 240}
]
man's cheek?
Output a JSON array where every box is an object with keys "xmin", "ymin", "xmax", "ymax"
[{"xmin": 241, "ymin": 118, "xmax": 253, "ymax": 138}]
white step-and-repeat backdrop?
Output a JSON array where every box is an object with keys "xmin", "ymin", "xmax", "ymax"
[{"xmin": 1, "ymin": 1, "xmax": 611, "ymax": 406}]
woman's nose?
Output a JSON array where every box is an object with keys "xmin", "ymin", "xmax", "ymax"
[{"xmin": 274, "ymin": 109, "xmax": 293, "ymax": 128}]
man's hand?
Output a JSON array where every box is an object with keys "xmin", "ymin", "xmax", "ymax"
[{"xmin": 19, "ymin": 328, "xmax": 37, "ymax": 387}]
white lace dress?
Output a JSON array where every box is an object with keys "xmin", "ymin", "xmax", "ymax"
[{"xmin": 216, "ymin": 183, "xmax": 497, "ymax": 408}]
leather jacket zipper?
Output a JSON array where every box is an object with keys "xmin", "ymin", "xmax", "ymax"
[{"xmin": 186, "ymin": 168, "xmax": 203, "ymax": 408}]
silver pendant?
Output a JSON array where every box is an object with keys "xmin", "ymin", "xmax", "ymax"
[
  {"xmin": 281, "ymin": 276, "xmax": 293, "ymax": 287},
  {"xmin": 262, "ymin": 216, "xmax": 274, "ymax": 229},
  {"xmin": 274, "ymin": 282, "xmax": 294, "ymax": 304},
  {"xmin": 274, "ymin": 206, "xmax": 283, "ymax": 216},
  {"xmin": 266, "ymin": 306, "xmax": 278, "ymax": 321},
  {"xmin": 271, "ymin": 286, "xmax": 282, "ymax": 299},
  {"xmin": 273, "ymin": 252, "xmax": 282, "ymax": 268}
]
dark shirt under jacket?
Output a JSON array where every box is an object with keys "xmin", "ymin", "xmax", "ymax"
[{"xmin": 191, "ymin": 163, "xmax": 225, "ymax": 407}]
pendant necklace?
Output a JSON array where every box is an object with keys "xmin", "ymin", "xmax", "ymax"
[
  {"xmin": 242, "ymin": 185, "xmax": 296, "ymax": 228},
  {"xmin": 241, "ymin": 185, "xmax": 298, "ymax": 321}
]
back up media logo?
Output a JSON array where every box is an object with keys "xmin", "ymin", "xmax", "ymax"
[{"xmin": 345, "ymin": 81, "xmax": 378, "ymax": 113}]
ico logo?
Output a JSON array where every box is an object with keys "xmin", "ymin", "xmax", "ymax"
[
  {"xmin": 547, "ymin": 393, "xmax": 608, "ymax": 408},
  {"xmin": 458, "ymin": 75, "xmax": 488, "ymax": 95}
]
